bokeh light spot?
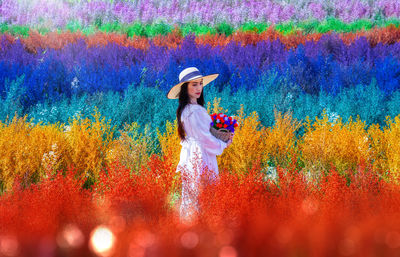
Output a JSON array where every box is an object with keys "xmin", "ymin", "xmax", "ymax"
[
  {"xmin": 180, "ymin": 231, "xmax": 199, "ymax": 249},
  {"xmin": 219, "ymin": 245, "xmax": 237, "ymax": 257},
  {"xmin": 89, "ymin": 226, "xmax": 116, "ymax": 256},
  {"xmin": 0, "ymin": 235, "xmax": 19, "ymax": 257},
  {"xmin": 57, "ymin": 224, "xmax": 85, "ymax": 249}
]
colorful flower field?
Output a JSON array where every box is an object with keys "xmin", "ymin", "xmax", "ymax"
[{"xmin": 1, "ymin": 0, "xmax": 400, "ymax": 256}]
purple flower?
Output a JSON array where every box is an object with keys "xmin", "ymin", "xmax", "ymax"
[
  {"xmin": 1, "ymin": 0, "xmax": 399, "ymax": 28},
  {"xmin": 309, "ymin": 3, "xmax": 326, "ymax": 21}
]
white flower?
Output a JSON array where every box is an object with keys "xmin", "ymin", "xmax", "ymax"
[
  {"xmin": 50, "ymin": 106, "xmax": 57, "ymax": 114},
  {"xmin": 328, "ymin": 112, "xmax": 339, "ymax": 123},
  {"xmin": 262, "ymin": 166, "xmax": 277, "ymax": 182},
  {"xmin": 325, "ymin": 108, "xmax": 339, "ymax": 124},
  {"xmin": 71, "ymin": 77, "xmax": 79, "ymax": 89},
  {"xmin": 41, "ymin": 152, "xmax": 49, "ymax": 163}
]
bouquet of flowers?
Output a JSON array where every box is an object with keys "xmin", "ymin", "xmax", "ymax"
[{"xmin": 209, "ymin": 113, "xmax": 238, "ymax": 143}]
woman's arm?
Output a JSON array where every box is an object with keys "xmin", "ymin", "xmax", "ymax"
[{"xmin": 187, "ymin": 108, "xmax": 228, "ymax": 156}]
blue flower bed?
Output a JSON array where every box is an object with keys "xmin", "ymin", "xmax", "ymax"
[{"xmin": 0, "ymin": 34, "xmax": 399, "ymax": 132}]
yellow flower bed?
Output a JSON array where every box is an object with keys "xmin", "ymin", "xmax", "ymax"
[{"xmin": 2, "ymin": 99, "xmax": 400, "ymax": 191}]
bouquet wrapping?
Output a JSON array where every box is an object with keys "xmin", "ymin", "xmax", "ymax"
[{"xmin": 209, "ymin": 113, "xmax": 238, "ymax": 143}]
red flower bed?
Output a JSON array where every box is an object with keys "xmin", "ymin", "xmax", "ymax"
[{"xmin": 0, "ymin": 156, "xmax": 399, "ymax": 257}]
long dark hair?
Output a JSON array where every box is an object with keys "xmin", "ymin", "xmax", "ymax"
[{"xmin": 177, "ymin": 82, "xmax": 205, "ymax": 141}]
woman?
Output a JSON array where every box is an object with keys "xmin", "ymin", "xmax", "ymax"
[{"xmin": 167, "ymin": 67, "xmax": 234, "ymax": 224}]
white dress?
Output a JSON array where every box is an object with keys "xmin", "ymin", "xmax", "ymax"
[{"xmin": 176, "ymin": 103, "xmax": 228, "ymax": 223}]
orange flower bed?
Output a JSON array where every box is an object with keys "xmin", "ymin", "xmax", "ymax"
[{"xmin": 3, "ymin": 25, "xmax": 400, "ymax": 54}]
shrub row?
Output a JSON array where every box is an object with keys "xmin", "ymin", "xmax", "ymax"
[
  {"xmin": 2, "ymin": 34, "xmax": 400, "ymax": 112},
  {"xmin": 1, "ymin": 101, "xmax": 400, "ymax": 192},
  {"xmin": 4, "ymin": 25, "xmax": 400, "ymax": 52},
  {"xmin": 2, "ymin": 19, "xmax": 400, "ymax": 37},
  {"xmin": 2, "ymin": 73, "xmax": 398, "ymax": 135},
  {"xmin": 3, "ymin": 0, "xmax": 400, "ymax": 28},
  {"xmin": 1, "ymin": 158, "xmax": 399, "ymax": 256}
]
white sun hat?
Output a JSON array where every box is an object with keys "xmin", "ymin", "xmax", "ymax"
[{"xmin": 167, "ymin": 67, "xmax": 219, "ymax": 99}]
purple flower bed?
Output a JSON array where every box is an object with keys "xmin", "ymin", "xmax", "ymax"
[{"xmin": 1, "ymin": 0, "xmax": 400, "ymax": 28}]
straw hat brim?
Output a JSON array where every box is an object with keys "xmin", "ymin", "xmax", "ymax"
[{"xmin": 167, "ymin": 73, "xmax": 219, "ymax": 99}]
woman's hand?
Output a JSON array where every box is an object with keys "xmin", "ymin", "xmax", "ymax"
[{"xmin": 226, "ymin": 132, "xmax": 234, "ymax": 147}]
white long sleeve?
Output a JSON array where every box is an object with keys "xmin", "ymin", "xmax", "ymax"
[{"xmin": 184, "ymin": 105, "xmax": 227, "ymax": 156}]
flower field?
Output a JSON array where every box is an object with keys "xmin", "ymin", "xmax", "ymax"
[{"xmin": 1, "ymin": 0, "xmax": 400, "ymax": 256}]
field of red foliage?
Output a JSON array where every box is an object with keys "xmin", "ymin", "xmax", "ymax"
[{"xmin": 0, "ymin": 155, "xmax": 400, "ymax": 257}]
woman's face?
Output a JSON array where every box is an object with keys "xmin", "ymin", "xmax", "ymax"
[{"xmin": 187, "ymin": 78, "xmax": 203, "ymax": 103}]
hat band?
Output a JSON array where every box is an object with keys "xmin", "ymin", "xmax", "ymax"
[{"xmin": 180, "ymin": 70, "xmax": 202, "ymax": 83}]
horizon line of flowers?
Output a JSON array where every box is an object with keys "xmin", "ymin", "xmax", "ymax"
[
  {"xmin": 2, "ymin": 24, "xmax": 400, "ymax": 54},
  {"xmin": 2, "ymin": 0, "xmax": 400, "ymax": 29},
  {"xmin": 2, "ymin": 18, "xmax": 400, "ymax": 38}
]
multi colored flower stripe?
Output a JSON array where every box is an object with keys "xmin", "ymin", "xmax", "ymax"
[
  {"xmin": 2, "ymin": 0, "xmax": 400, "ymax": 28},
  {"xmin": 2, "ymin": 19, "xmax": 400, "ymax": 37},
  {"xmin": 1, "ymin": 77, "xmax": 399, "ymax": 256},
  {"xmin": 3, "ymin": 25, "xmax": 400, "ymax": 52},
  {"xmin": 1, "ymin": 74, "xmax": 396, "ymax": 142},
  {"xmin": 1, "ymin": 32, "xmax": 400, "ymax": 107}
]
